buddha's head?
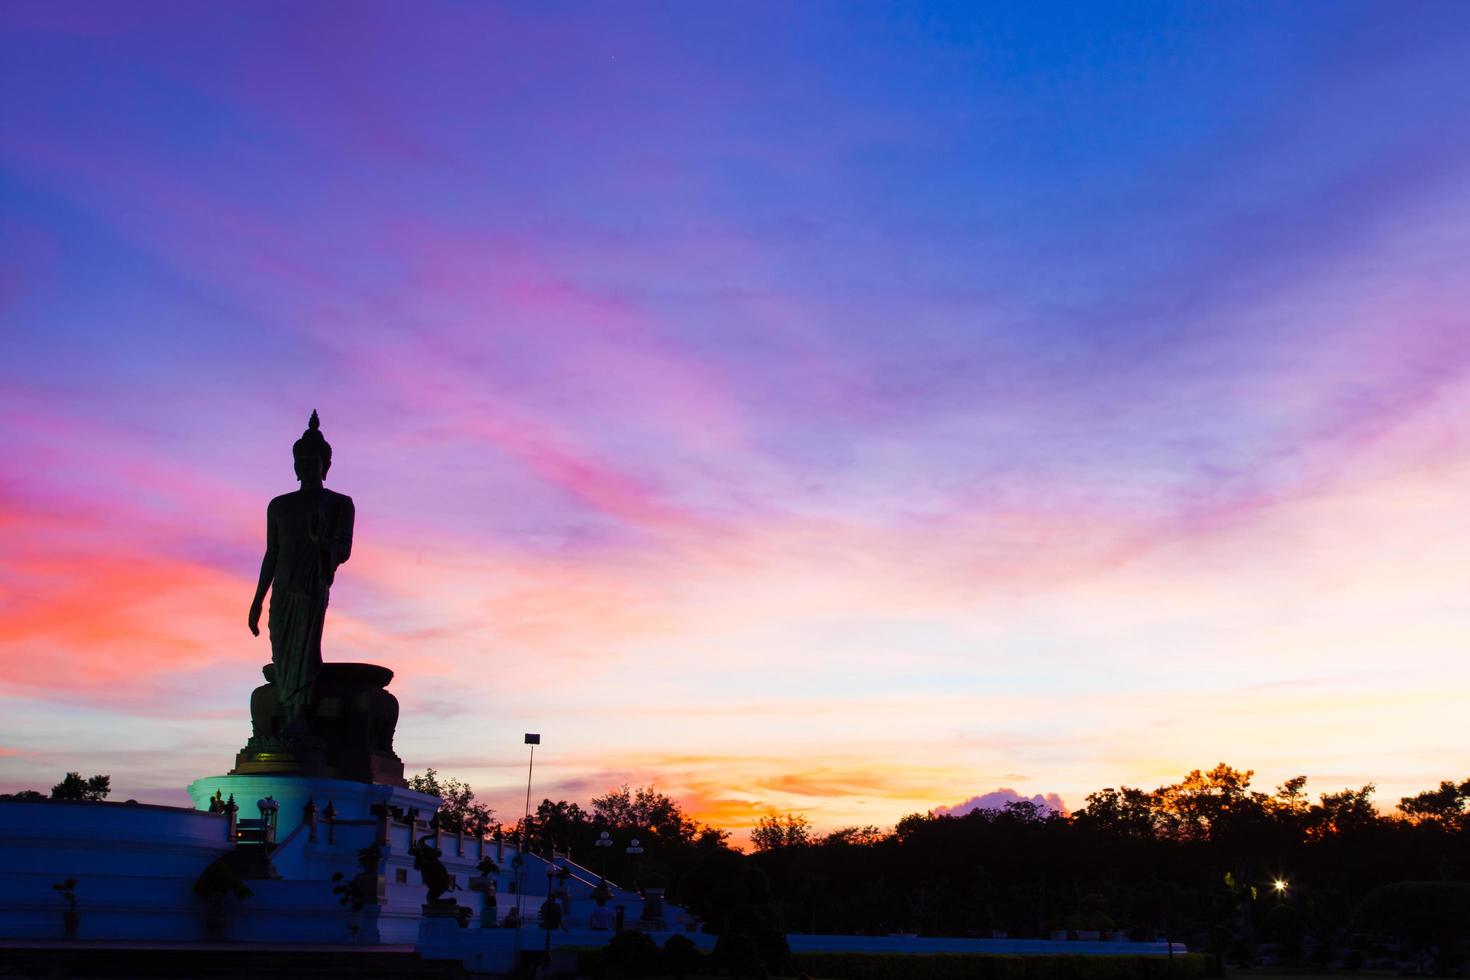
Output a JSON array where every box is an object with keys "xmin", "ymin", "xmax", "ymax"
[{"xmin": 292, "ymin": 410, "xmax": 332, "ymax": 483}]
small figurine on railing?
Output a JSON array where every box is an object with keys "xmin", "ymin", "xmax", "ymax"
[{"xmin": 471, "ymin": 856, "xmax": 499, "ymax": 929}]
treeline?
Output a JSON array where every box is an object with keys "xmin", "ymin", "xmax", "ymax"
[
  {"xmin": 479, "ymin": 765, "xmax": 1469, "ymax": 965},
  {"xmin": 745, "ymin": 767, "xmax": 1470, "ymax": 955},
  {"xmin": 7, "ymin": 763, "xmax": 1466, "ymax": 964},
  {"xmin": 0, "ymin": 772, "xmax": 112, "ymax": 802}
]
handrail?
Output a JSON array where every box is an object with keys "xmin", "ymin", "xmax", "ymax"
[{"xmin": 557, "ymin": 856, "xmax": 630, "ymax": 894}]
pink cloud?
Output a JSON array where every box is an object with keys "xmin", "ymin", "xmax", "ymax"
[
  {"xmin": 0, "ymin": 551, "xmax": 244, "ymax": 693},
  {"xmin": 933, "ymin": 789, "xmax": 1068, "ymax": 818}
]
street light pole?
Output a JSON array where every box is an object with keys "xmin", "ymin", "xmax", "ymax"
[
  {"xmin": 626, "ymin": 837, "xmax": 644, "ymax": 894},
  {"xmin": 596, "ymin": 830, "xmax": 613, "ymax": 878},
  {"xmin": 544, "ymin": 861, "xmax": 557, "ymax": 956},
  {"xmin": 517, "ymin": 733, "xmax": 540, "ymax": 936}
]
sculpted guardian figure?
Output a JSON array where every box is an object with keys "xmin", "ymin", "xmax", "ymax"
[{"xmin": 248, "ymin": 411, "xmax": 355, "ymax": 734}]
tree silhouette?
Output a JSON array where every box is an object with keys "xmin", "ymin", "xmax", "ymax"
[
  {"xmin": 407, "ymin": 768, "xmax": 496, "ymax": 835},
  {"xmin": 50, "ymin": 773, "xmax": 110, "ymax": 802},
  {"xmin": 751, "ymin": 812, "xmax": 811, "ymax": 852}
]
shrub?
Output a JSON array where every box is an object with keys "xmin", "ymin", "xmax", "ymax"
[
  {"xmin": 662, "ymin": 933, "xmax": 705, "ymax": 979},
  {"xmin": 1022, "ymin": 955, "xmax": 1211, "ymax": 979},
  {"xmin": 604, "ymin": 929, "xmax": 662, "ymax": 979},
  {"xmin": 717, "ymin": 931, "xmax": 769, "ymax": 979},
  {"xmin": 575, "ymin": 948, "xmax": 606, "ymax": 977},
  {"xmin": 193, "ymin": 858, "xmax": 251, "ymax": 904},
  {"xmin": 713, "ymin": 917, "xmax": 789, "ymax": 979},
  {"xmin": 1356, "ymin": 880, "xmax": 1470, "ymax": 946}
]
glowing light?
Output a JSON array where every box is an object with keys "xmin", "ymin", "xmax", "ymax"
[{"xmin": 1273, "ymin": 878, "xmax": 1289, "ymax": 894}]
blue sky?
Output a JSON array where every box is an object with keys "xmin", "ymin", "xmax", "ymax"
[{"xmin": 2, "ymin": 1, "xmax": 1469, "ymax": 831}]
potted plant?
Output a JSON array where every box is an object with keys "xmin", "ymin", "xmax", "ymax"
[
  {"xmin": 52, "ymin": 879, "xmax": 78, "ymax": 939},
  {"xmin": 331, "ymin": 871, "xmax": 363, "ymax": 941},
  {"xmin": 332, "ymin": 844, "xmax": 383, "ymax": 942},
  {"xmin": 470, "ymin": 856, "xmax": 500, "ymax": 929},
  {"xmin": 194, "ymin": 858, "xmax": 252, "ymax": 938}
]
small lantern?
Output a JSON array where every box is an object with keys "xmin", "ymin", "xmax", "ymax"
[{"xmin": 257, "ymin": 796, "xmax": 280, "ymax": 843}]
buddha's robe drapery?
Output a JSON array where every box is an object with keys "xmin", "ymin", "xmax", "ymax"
[{"xmin": 264, "ymin": 487, "xmax": 354, "ymax": 711}]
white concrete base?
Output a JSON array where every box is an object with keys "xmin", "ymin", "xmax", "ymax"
[
  {"xmin": 0, "ymin": 799, "xmax": 232, "ymax": 942},
  {"xmin": 1, "ymin": 784, "xmax": 664, "ymax": 953},
  {"xmin": 417, "ymin": 908, "xmax": 469, "ymax": 950}
]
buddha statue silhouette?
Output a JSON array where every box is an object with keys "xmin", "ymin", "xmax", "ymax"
[{"xmin": 248, "ymin": 411, "xmax": 355, "ymax": 736}]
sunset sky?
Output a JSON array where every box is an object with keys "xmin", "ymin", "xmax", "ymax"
[{"xmin": 3, "ymin": 2, "xmax": 1469, "ymax": 837}]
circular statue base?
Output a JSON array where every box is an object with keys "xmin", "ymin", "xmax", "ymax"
[{"xmin": 233, "ymin": 662, "xmax": 406, "ymax": 786}]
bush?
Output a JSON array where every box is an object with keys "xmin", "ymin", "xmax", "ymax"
[
  {"xmin": 1356, "ymin": 880, "xmax": 1470, "ymax": 945},
  {"xmin": 575, "ymin": 948, "xmax": 606, "ymax": 977},
  {"xmin": 713, "ymin": 917, "xmax": 789, "ymax": 979},
  {"xmin": 662, "ymin": 933, "xmax": 704, "ymax": 979},
  {"xmin": 785, "ymin": 952, "xmax": 1213, "ymax": 980},
  {"xmin": 604, "ymin": 929, "xmax": 662, "ymax": 979},
  {"xmin": 193, "ymin": 857, "xmax": 251, "ymax": 904},
  {"xmin": 717, "ymin": 931, "xmax": 770, "ymax": 979},
  {"xmin": 1023, "ymin": 956, "xmax": 1212, "ymax": 979}
]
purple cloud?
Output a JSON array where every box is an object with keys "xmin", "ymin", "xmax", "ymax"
[{"xmin": 933, "ymin": 789, "xmax": 1068, "ymax": 818}]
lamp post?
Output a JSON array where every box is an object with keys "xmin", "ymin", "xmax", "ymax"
[
  {"xmin": 626, "ymin": 837, "xmax": 644, "ymax": 893},
  {"xmin": 540, "ymin": 858, "xmax": 563, "ymax": 962},
  {"xmin": 592, "ymin": 833, "xmax": 614, "ymax": 914},
  {"xmin": 596, "ymin": 830, "xmax": 613, "ymax": 877},
  {"xmin": 545, "ymin": 871, "xmax": 555, "ymax": 957},
  {"xmin": 516, "ymin": 733, "xmax": 540, "ymax": 934},
  {"xmin": 509, "ymin": 734, "xmax": 542, "ymax": 963}
]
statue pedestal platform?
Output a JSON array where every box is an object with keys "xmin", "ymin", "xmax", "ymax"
[
  {"xmin": 232, "ymin": 734, "xmax": 333, "ymax": 779},
  {"xmin": 234, "ymin": 662, "xmax": 406, "ymax": 786}
]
